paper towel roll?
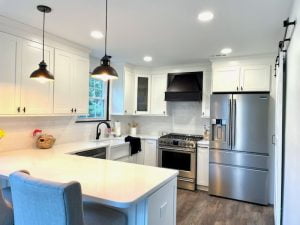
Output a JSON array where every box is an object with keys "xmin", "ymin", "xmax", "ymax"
[{"xmin": 115, "ymin": 121, "xmax": 121, "ymax": 137}]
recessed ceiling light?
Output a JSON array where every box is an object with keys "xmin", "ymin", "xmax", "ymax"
[
  {"xmin": 143, "ymin": 56, "xmax": 153, "ymax": 62},
  {"xmin": 198, "ymin": 11, "xmax": 214, "ymax": 22},
  {"xmin": 90, "ymin": 30, "xmax": 104, "ymax": 39},
  {"xmin": 220, "ymin": 48, "xmax": 233, "ymax": 55}
]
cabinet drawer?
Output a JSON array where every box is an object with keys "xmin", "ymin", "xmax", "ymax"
[{"xmin": 209, "ymin": 163, "xmax": 269, "ymax": 205}]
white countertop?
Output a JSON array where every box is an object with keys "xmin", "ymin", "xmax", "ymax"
[{"xmin": 0, "ymin": 149, "xmax": 178, "ymax": 208}]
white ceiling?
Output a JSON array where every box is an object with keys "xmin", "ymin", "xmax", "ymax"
[{"xmin": 0, "ymin": 0, "xmax": 294, "ymax": 66}]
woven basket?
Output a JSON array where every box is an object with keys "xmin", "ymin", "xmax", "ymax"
[{"xmin": 36, "ymin": 134, "xmax": 56, "ymax": 149}]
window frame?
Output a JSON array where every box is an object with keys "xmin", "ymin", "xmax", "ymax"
[{"xmin": 76, "ymin": 79, "xmax": 110, "ymax": 123}]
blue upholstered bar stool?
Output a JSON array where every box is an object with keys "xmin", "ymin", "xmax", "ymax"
[
  {"xmin": 9, "ymin": 171, "xmax": 127, "ymax": 225},
  {"xmin": 0, "ymin": 186, "xmax": 14, "ymax": 225}
]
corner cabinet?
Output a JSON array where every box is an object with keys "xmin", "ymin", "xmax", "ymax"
[
  {"xmin": 54, "ymin": 49, "xmax": 89, "ymax": 115},
  {"xmin": 212, "ymin": 64, "xmax": 271, "ymax": 93}
]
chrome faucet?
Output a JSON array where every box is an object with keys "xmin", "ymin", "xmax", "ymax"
[{"xmin": 96, "ymin": 122, "xmax": 111, "ymax": 140}]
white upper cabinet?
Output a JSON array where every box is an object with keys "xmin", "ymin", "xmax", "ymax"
[
  {"xmin": 54, "ymin": 49, "xmax": 73, "ymax": 114},
  {"xmin": 20, "ymin": 40, "xmax": 54, "ymax": 114},
  {"xmin": 212, "ymin": 59, "xmax": 272, "ymax": 93},
  {"xmin": 135, "ymin": 74, "xmax": 151, "ymax": 115},
  {"xmin": 150, "ymin": 74, "xmax": 167, "ymax": 115},
  {"xmin": 123, "ymin": 68, "xmax": 135, "ymax": 115},
  {"xmin": 202, "ymin": 71, "xmax": 211, "ymax": 118},
  {"xmin": 54, "ymin": 50, "xmax": 89, "ymax": 115},
  {"xmin": 212, "ymin": 66, "xmax": 240, "ymax": 92},
  {"xmin": 111, "ymin": 66, "xmax": 135, "ymax": 115},
  {"xmin": 0, "ymin": 30, "xmax": 90, "ymax": 116},
  {"xmin": 0, "ymin": 32, "xmax": 20, "ymax": 114},
  {"xmin": 241, "ymin": 65, "xmax": 271, "ymax": 92},
  {"xmin": 72, "ymin": 56, "xmax": 89, "ymax": 114}
]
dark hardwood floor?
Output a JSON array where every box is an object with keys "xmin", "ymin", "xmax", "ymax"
[{"xmin": 177, "ymin": 190, "xmax": 274, "ymax": 225}]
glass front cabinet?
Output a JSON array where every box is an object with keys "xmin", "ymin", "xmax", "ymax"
[{"xmin": 135, "ymin": 74, "xmax": 151, "ymax": 114}]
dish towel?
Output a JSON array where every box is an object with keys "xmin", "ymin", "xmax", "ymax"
[{"xmin": 125, "ymin": 136, "xmax": 142, "ymax": 155}]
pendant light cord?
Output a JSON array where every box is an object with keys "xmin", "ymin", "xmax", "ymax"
[
  {"xmin": 105, "ymin": 0, "xmax": 108, "ymax": 56},
  {"xmin": 42, "ymin": 10, "xmax": 45, "ymax": 62}
]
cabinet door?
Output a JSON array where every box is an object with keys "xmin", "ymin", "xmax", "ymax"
[
  {"xmin": 151, "ymin": 74, "xmax": 167, "ymax": 115},
  {"xmin": 72, "ymin": 56, "xmax": 89, "ymax": 114},
  {"xmin": 136, "ymin": 140, "xmax": 145, "ymax": 164},
  {"xmin": 144, "ymin": 140, "xmax": 157, "ymax": 166},
  {"xmin": 202, "ymin": 71, "xmax": 211, "ymax": 118},
  {"xmin": 0, "ymin": 32, "xmax": 20, "ymax": 114},
  {"xmin": 135, "ymin": 74, "xmax": 151, "ymax": 114},
  {"xmin": 197, "ymin": 146, "xmax": 209, "ymax": 187},
  {"xmin": 212, "ymin": 66, "xmax": 240, "ymax": 92},
  {"xmin": 241, "ymin": 65, "xmax": 271, "ymax": 92},
  {"xmin": 20, "ymin": 40, "xmax": 54, "ymax": 114},
  {"xmin": 124, "ymin": 69, "xmax": 135, "ymax": 115},
  {"xmin": 53, "ymin": 49, "xmax": 73, "ymax": 114}
]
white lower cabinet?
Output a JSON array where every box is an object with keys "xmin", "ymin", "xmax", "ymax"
[
  {"xmin": 144, "ymin": 140, "xmax": 158, "ymax": 167},
  {"xmin": 197, "ymin": 146, "xmax": 209, "ymax": 187},
  {"xmin": 147, "ymin": 178, "xmax": 176, "ymax": 225}
]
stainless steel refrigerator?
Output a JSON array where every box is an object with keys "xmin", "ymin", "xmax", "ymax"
[{"xmin": 209, "ymin": 93, "xmax": 269, "ymax": 205}]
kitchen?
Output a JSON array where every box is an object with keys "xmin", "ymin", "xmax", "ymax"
[{"xmin": 0, "ymin": 0, "xmax": 299, "ymax": 225}]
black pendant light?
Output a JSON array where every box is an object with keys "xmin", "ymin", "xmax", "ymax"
[
  {"xmin": 91, "ymin": 0, "xmax": 118, "ymax": 81},
  {"xmin": 30, "ymin": 5, "xmax": 54, "ymax": 81}
]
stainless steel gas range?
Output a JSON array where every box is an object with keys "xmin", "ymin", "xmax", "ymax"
[{"xmin": 158, "ymin": 133, "xmax": 203, "ymax": 191}]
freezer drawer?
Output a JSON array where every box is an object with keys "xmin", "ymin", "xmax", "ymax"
[
  {"xmin": 209, "ymin": 163, "xmax": 269, "ymax": 205},
  {"xmin": 209, "ymin": 150, "xmax": 269, "ymax": 170}
]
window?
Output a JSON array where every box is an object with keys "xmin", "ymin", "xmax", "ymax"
[{"xmin": 78, "ymin": 78, "xmax": 107, "ymax": 121}]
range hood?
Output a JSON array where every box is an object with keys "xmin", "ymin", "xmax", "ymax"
[{"xmin": 165, "ymin": 72, "xmax": 203, "ymax": 101}]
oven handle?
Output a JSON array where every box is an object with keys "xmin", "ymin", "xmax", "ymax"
[
  {"xmin": 159, "ymin": 146, "xmax": 195, "ymax": 153},
  {"xmin": 178, "ymin": 177, "xmax": 194, "ymax": 183}
]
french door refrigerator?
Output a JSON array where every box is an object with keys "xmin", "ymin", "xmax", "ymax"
[{"xmin": 209, "ymin": 93, "xmax": 269, "ymax": 205}]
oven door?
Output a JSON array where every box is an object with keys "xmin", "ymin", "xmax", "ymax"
[{"xmin": 158, "ymin": 147, "xmax": 196, "ymax": 179}]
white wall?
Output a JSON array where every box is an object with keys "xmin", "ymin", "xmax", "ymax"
[
  {"xmin": 283, "ymin": 0, "xmax": 300, "ymax": 224},
  {"xmin": 0, "ymin": 116, "xmax": 98, "ymax": 152},
  {"xmin": 112, "ymin": 102, "xmax": 210, "ymax": 136}
]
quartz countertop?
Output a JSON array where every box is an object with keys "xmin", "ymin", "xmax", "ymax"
[{"xmin": 0, "ymin": 148, "xmax": 178, "ymax": 208}]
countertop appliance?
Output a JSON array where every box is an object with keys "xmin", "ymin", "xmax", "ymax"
[
  {"xmin": 209, "ymin": 93, "xmax": 269, "ymax": 205},
  {"xmin": 73, "ymin": 147, "xmax": 106, "ymax": 159},
  {"xmin": 158, "ymin": 133, "xmax": 203, "ymax": 191}
]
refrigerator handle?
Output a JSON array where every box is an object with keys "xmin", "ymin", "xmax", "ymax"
[
  {"xmin": 228, "ymin": 99, "xmax": 232, "ymax": 146},
  {"xmin": 232, "ymin": 99, "xmax": 237, "ymax": 146}
]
